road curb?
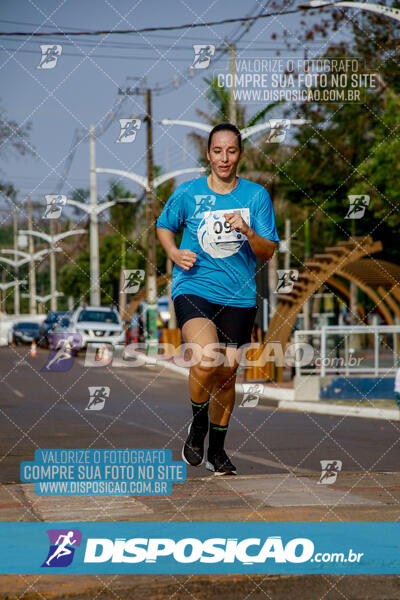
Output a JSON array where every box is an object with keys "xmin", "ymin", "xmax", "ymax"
[{"xmin": 137, "ymin": 353, "xmax": 400, "ymax": 421}]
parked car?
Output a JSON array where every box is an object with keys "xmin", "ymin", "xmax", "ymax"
[
  {"xmin": 39, "ymin": 311, "xmax": 71, "ymax": 347},
  {"xmin": 68, "ymin": 306, "xmax": 124, "ymax": 350},
  {"xmin": 11, "ymin": 322, "xmax": 40, "ymax": 346},
  {"xmin": 47, "ymin": 316, "xmax": 81, "ymax": 353}
]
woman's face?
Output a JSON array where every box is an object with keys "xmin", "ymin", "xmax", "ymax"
[{"xmin": 206, "ymin": 130, "xmax": 243, "ymax": 179}]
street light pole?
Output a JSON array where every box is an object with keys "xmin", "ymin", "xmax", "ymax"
[
  {"xmin": 27, "ymin": 195, "xmax": 36, "ymax": 315},
  {"xmin": 0, "ymin": 247, "xmax": 58, "ymax": 314},
  {"xmin": 229, "ymin": 43, "xmax": 237, "ymax": 125},
  {"xmin": 49, "ymin": 219, "xmax": 57, "ymax": 311},
  {"xmin": 19, "ymin": 229, "xmax": 86, "ymax": 312},
  {"xmin": 89, "ymin": 124, "xmax": 100, "ymax": 306},
  {"xmin": 145, "ymin": 89, "xmax": 158, "ymax": 354},
  {"xmin": 13, "ymin": 210, "xmax": 20, "ymax": 315}
]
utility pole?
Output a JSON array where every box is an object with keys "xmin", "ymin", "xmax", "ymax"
[
  {"xmin": 303, "ymin": 211, "xmax": 311, "ymax": 331},
  {"xmin": 145, "ymin": 89, "xmax": 158, "ymax": 354},
  {"xmin": 166, "ymin": 257, "xmax": 176, "ymax": 329},
  {"xmin": 90, "ymin": 124, "xmax": 101, "ymax": 306},
  {"xmin": 13, "ymin": 209, "xmax": 20, "ymax": 315},
  {"xmin": 229, "ymin": 43, "xmax": 237, "ymax": 125},
  {"xmin": 284, "ymin": 218, "xmax": 291, "ymax": 271},
  {"xmin": 27, "ymin": 195, "xmax": 36, "ymax": 315},
  {"xmin": 49, "ymin": 218, "xmax": 57, "ymax": 311}
]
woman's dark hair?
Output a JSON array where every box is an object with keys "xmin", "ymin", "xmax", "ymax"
[{"xmin": 207, "ymin": 122, "xmax": 242, "ymax": 150}]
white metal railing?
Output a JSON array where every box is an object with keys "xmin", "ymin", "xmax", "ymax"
[{"xmin": 294, "ymin": 325, "xmax": 400, "ymax": 377}]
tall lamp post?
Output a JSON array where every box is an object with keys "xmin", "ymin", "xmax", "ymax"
[
  {"xmin": 299, "ymin": 1, "xmax": 400, "ymax": 21},
  {"xmin": 66, "ymin": 194, "xmax": 138, "ymax": 307},
  {"xmin": 22, "ymin": 292, "xmax": 63, "ymax": 314},
  {"xmin": 1, "ymin": 248, "xmax": 59, "ymax": 314},
  {"xmin": 0, "ymin": 280, "xmax": 27, "ymax": 314},
  {"xmin": 19, "ymin": 229, "xmax": 86, "ymax": 311}
]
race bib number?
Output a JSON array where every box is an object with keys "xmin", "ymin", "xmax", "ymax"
[{"xmin": 205, "ymin": 208, "xmax": 250, "ymax": 242}]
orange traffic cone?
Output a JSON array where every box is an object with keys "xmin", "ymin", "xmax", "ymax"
[
  {"xmin": 95, "ymin": 345, "xmax": 104, "ymax": 362},
  {"xmin": 102, "ymin": 345, "xmax": 112, "ymax": 363},
  {"xmin": 30, "ymin": 340, "xmax": 37, "ymax": 357},
  {"xmin": 95, "ymin": 344, "xmax": 112, "ymax": 363}
]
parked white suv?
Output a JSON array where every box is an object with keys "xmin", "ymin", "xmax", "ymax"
[{"xmin": 69, "ymin": 306, "xmax": 124, "ymax": 350}]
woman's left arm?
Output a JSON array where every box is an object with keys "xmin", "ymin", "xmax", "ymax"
[
  {"xmin": 224, "ymin": 212, "xmax": 276, "ymax": 261},
  {"xmin": 245, "ymin": 227, "xmax": 276, "ymax": 260}
]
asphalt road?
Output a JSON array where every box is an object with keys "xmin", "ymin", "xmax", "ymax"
[
  {"xmin": 1, "ymin": 345, "xmax": 400, "ymax": 599},
  {"xmin": 1, "ymin": 345, "xmax": 399, "ymax": 483}
]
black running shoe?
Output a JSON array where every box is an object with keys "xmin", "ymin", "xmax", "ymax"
[
  {"xmin": 205, "ymin": 449, "xmax": 237, "ymax": 475},
  {"xmin": 182, "ymin": 424, "xmax": 207, "ymax": 466}
]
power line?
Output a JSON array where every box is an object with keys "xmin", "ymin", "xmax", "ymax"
[
  {"xmin": 0, "ymin": 45, "xmax": 296, "ymax": 60},
  {"xmin": 0, "ymin": 8, "xmax": 302, "ymax": 37}
]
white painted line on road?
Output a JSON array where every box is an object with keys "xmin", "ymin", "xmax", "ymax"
[
  {"xmin": 279, "ymin": 400, "xmax": 400, "ymax": 421},
  {"xmin": 231, "ymin": 450, "xmax": 318, "ymax": 474},
  {"xmin": 94, "ymin": 412, "xmax": 171, "ymax": 438},
  {"xmin": 4, "ymin": 382, "xmax": 24, "ymax": 398}
]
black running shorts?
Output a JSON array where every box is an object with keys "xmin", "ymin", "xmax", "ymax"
[{"xmin": 173, "ymin": 293, "xmax": 258, "ymax": 347}]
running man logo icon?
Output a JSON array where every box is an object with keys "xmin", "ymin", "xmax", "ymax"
[
  {"xmin": 42, "ymin": 529, "xmax": 82, "ymax": 567},
  {"xmin": 116, "ymin": 119, "xmax": 142, "ymax": 143},
  {"xmin": 41, "ymin": 335, "xmax": 79, "ymax": 372},
  {"xmin": 86, "ymin": 386, "xmax": 110, "ymax": 411},
  {"xmin": 37, "ymin": 45, "xmax": 62, "ymax": 69},
  {"xmin": 266, "ymin": 119, "xmax": 291, "ymax": 143},
  {"xmin": 192, "ymin": 195, "xmax": 216, "ymax": 218},
  {"xmin": 121, "ymin": 269, "xmax": 145, "ymax": 294},
  {"xmin": 43, "ymin": 195, "xmax": 67, "ymax": 219},
  {"xmin": 191, "ymin": 44, "xmax": 215, "ymax": 69},
  {"xmin": 345, "ymin": 195, "xmax": 370, "ymax": 219},
  {"xmin": 318, "ymin": 460, "xmax": 343, "ymax": 485},
  {"xmin": 275, "ymin": 269, "xmax": 299, "ymax": 294},
  {"xmin": 240, "ymin": 383, "xmax": 264, "ymax": 408}
]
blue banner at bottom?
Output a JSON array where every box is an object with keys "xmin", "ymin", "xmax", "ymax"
[{"xmin": 0, "ymin": 522, "xmax": 398, "ymax": 574}]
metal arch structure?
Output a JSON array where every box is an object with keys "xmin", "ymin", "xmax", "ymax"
[
  {"xmin": 323, "ymin": 277, "xmax": 366, "ymax": 321},
  {"xmin": 333, "ymin": 258, "xmax": 400, "ymax": 325},
  {"xmin": 335, "ymin": 272, "xmax": 394, "ymax": 325},
  {"xmin": 263, "ymin": 237, "xmax": 383, "ymax": 382}
]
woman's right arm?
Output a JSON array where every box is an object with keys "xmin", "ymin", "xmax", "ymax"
[{"xmin": 156, "ymin": 228, "xmax": 197, "ymax": 271}]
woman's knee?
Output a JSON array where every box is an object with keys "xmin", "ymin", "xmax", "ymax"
[
  {"xmin": 213, "ymin": 366, "xmax": 238, "ymax": 388},
  {"xmin": 190, "ymin": 361, "xmax": 218, "ymax": 382}
]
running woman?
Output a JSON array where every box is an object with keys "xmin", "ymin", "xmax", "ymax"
[{"xmin": 157, "ymin": 123, "xmax": 279, "ymax": 475}]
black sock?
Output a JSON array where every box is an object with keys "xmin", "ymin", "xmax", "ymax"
[
  {"xmin": 208, "ymin": 422, "xmax": 228, "ymax": 455},
  {"xmin": 191, "ymin": 397, "xmax": 209, "ymax": 431}
]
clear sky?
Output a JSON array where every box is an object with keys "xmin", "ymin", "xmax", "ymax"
[{"xmin": 0, "ymin": 0, "xmax": 342, "ymax": 217}]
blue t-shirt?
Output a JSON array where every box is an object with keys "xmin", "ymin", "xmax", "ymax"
[{"xmin": 156, "ymin": 176, "xmax": 280, "ymax": 307}]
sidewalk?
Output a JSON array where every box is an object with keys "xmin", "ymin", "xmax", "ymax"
[
  {"xmin": 134, "ymin": 352, "xmax": 400, "ymax": 422},
  {"xmin": 1, "ymin": 470, "xmax": 399, "ymax": 523}
]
